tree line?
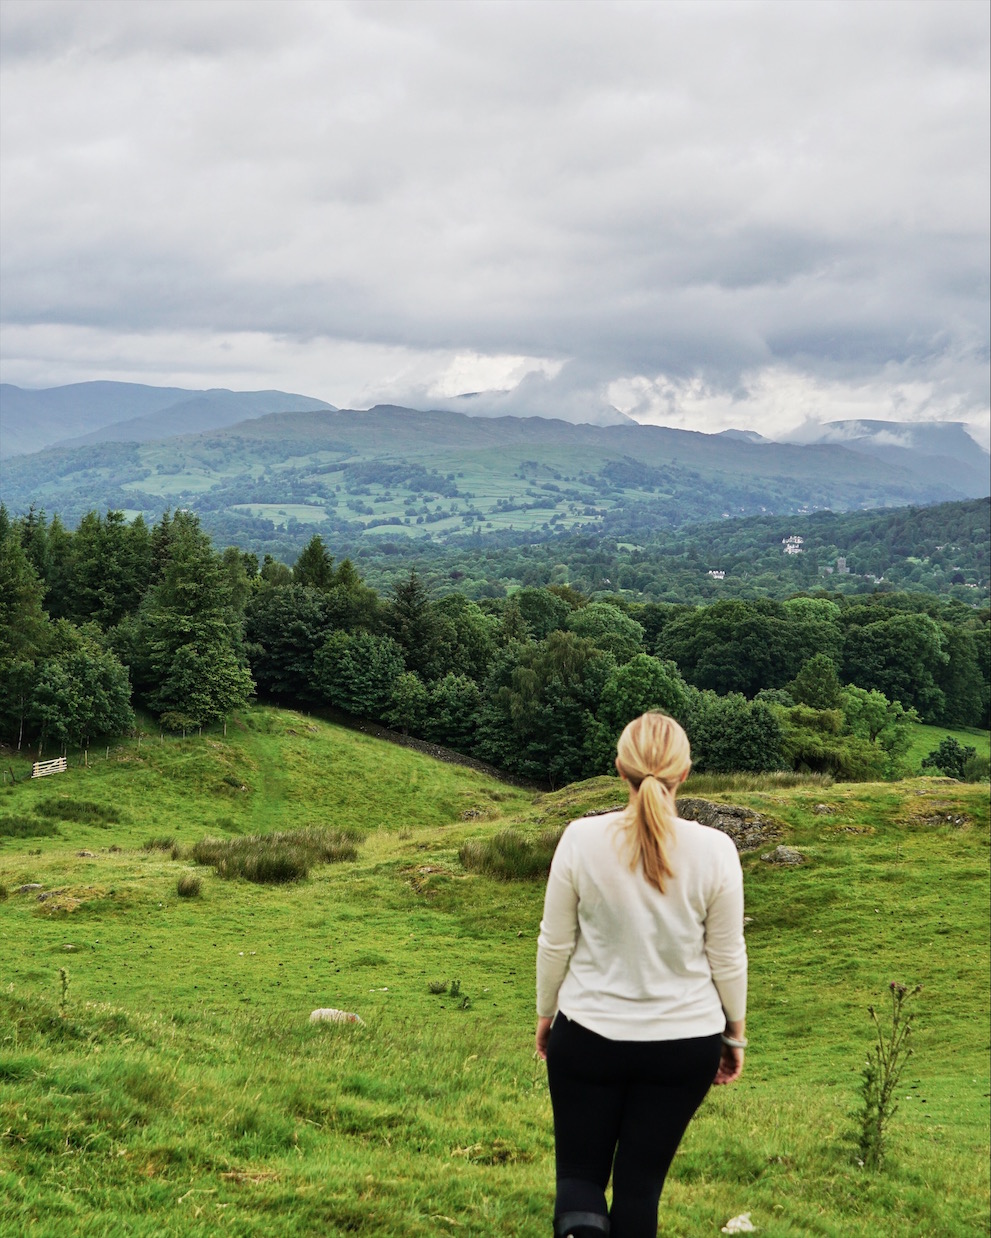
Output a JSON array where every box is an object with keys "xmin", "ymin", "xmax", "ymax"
[{"xmin": 2, "ymin": 508, "xmax": 987, "ymax": 785}]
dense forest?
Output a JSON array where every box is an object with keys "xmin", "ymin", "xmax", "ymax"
[
  {"xmin": 269, "ymin": 497, "xmax": 991, "ymax": 606},
  {"xmin": 2, "ymin": 505, "xmax": 987, "ymax": 787}
]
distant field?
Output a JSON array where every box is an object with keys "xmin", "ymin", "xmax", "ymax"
[
  {"xmin": 1, "ymin": 707, "xmax": 988, "ymax": 1236},
  {"xmin": 233, "ymin": 503, "xmax": 331, "ymax": 526},
  {"xmin": 905, "ymin": 722, "xmax": 990, "ymax": 771}
]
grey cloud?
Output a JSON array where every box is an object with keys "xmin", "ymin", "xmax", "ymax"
[{"xmin": 0, "ymin": 0, "xmax": 988, "ymax": 426}]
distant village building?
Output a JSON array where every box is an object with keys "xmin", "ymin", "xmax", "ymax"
[
  {"xmin": 782, "ymin": 536, "xmax": 804, "ymax": 555},
  {"xmin": 835, "ymin": 557, "xmax": 849, "ymax": 574},
  {"xmin": 707, "ymin": 570, "xmax": 725, "ymax": 580}
]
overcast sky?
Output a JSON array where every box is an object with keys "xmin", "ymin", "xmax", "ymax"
[{"xmin": 1, "ymin": 0, "xmax": 988, "ymax": 441}]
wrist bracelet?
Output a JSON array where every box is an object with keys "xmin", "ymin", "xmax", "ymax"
[{"xmin": 721, "ymin": 1033, "xmax": 748, "ymax": 1049}]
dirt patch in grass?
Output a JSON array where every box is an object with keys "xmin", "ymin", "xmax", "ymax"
[
  {"xmin": 905, "ymin": 807, "xmax": 972, "ymax": 829},
  {"xmin": 31, "ymin": 885, "xmax": 112, "ymax": 914}
]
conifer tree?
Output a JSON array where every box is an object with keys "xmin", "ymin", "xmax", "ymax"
[
  {"xmin": 293, "ymin": 534, "xmax": 335, "ymax": 590},
  {"xmin": 135, "ymin": 511, "xmax": 253, "ymax": 726},
  {"xmin": 388, "ymin": 569, "xmax": 438, "ymax": 679},
  {"xmin": 0, "ymin": 515, "xmax": 50, "ymax": 747}
]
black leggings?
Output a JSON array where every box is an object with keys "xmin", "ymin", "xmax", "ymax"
[{"xmin": 545, "ymin": 1015, "xmax": 722, "ymax": 1238}]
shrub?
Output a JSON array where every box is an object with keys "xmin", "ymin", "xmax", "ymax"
[
  {"xmin": 776, "ymin": 705, "xmax": 889, "ymax": 780},
  {"xmin": 35, "ymin": 798, "xmax": 118, "ymax": 825},
  {"xmin": 962, "ymin": 753, "xmax": 990, "ymax": 782},
  {"xmin": 459, "ymin": 828, "xmax": 563, "ymax": 880},
  {"xmin": 176, "ymin": 874, "xmax": 202, "ymax": 899},
  {"xmin": 922, "ymin": 736, "xmax": 977, "ymax": 780},
  {"xmin": 190, "ymin": 827, "xmax": 360, "ymax": 884},
  {"xmin": 0, "ymin": 814, "xmax": 59, "ymax": 840},
  {"xmin": 0, "ymin": 884, "xmax": 8, "ymax": 901}
]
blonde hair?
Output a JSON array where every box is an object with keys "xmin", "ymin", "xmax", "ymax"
[{"xmin": 615, "ymin": 712, "xmax": 691, "ymax": 893}]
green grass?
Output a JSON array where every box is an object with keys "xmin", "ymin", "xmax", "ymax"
[
  {"xmin": 0, "ymin": 707, "xmax": 988, "ymax": 1236},
  {"xmin": 0, "ymin": 813, "xmax": 60, "ymax": 840},
  {"xmin": 233, "ymin": 504, "xmax": 331, "ymax": 526},
  {"xmin": 904, "ymin": 722, "xmax": 990, "ymax": 773}
]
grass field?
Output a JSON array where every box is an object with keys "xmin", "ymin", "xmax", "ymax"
[
  {"xmin": 1, "ymin": 708, "xmax": 988, "ymax": 1236},
  {"xmin": 905, "ymin": 721, "xmax": 991, "ymax": 772}
]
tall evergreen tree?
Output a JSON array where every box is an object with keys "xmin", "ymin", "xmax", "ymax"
[
  {"xmin": 68, "ymin": 510, "xmax": 151, "ymax": 628},
  {"xmin": 42, "ymin": 514, "xmax": 75, "ymax": 620},
  {"xmin": 388, "ymin": 569, "xmax": 438, "ymax": 679},
  {"xmin": 0, "ymin": 518, "xmax": 50, "ymax": 747},
  {"xmin": 135, "ymin": 512, "xmax": 253, "ymax": 726},
  {"xmin": 293, "ymin": 534, "xmax": 335, "ymax": 590}
]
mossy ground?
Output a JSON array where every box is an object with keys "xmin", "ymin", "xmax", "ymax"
[{"xmin": 1, "ymin": 708, "xmax": 988, "ymax": 1236}]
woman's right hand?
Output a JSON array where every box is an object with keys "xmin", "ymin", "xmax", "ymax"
[{"xmin": 713, "ymin": 1044, "xmax": 743, "ymax": 1085}]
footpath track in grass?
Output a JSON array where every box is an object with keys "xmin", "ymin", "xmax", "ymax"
[{"xmin": 1, "ymin": 708, "xmax": 988, "ymax": 1236}]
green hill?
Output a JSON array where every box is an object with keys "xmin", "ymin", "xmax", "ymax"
[
  {"xmin": 4, "ymin": 403, "xmax": 986, "ymax": 561},
  {"xmin": 1, "ymin": 707, "xmax": 988, "ymax": 1236}
]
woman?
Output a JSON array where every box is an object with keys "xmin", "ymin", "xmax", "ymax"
[{"xmin": 535, "ymin": 712, "xmax": 747, "ymax": 1238}]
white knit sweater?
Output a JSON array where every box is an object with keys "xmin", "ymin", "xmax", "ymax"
[{"xmin": 536, "ymin": 810, "xmax": 747, "ymax": 1040}]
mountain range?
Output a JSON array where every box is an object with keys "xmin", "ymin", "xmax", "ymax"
[
  {"xmin": 0, "ymin": 382, "xmax": 336, "ymax": 458},
  {"xmin": 1, "ymin": 383, "xmax": 987, "ymax": 556}
]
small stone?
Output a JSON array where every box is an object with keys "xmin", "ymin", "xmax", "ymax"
[
  {"xmin": 309, "ymin": 1008, "xmax": 365, "ymax": 1026},
  {"xmin": 761, "ymin": 845, "xmax": 805, "ymax": 866},
  {"xmin": 722, "ymin": 1214, "xmax": 756, "ymax": 1234},
  {"xmin": 813, "ymin": 803, "xmax": 835, "ymax": 815},
  {"xmin": 77, "ymin": 850, "xmax": 96, "ymax": 857},
  {"xmin": 17, "ymin": 883, "xmax": 43, "ymax": 893}
]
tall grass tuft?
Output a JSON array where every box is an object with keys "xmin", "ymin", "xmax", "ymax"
[
  {"xmin": 176, "ymin": 873, "xmax": 202, "ymax": 899},
  {"xmin": 682, "ymin": 771, "xmax": 834, "ymax": 795},
  {"xmin": 459, "ymin": 828, "xmax": 563, "ymax": 880},
  {"xmin": 142, "ymin": 836, "xmax": 178, "ymax": 852},
  {"xmin": 190, "ymin": 827, "xmax": 361, "ymax": 884},
  {"xmin": 0, "ymin": 814, "xmax": 59, "ymax": 840},
  {"xmin": 35, "ymin": 798, "xmax": 119, "ymax": 825}
]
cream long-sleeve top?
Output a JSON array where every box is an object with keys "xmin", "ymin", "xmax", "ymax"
[{"xmin": 536, "ymin": 810, "xmax": 747, "ymax": 1041}]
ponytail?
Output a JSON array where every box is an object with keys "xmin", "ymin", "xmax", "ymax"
[{"xmin": 615, "ymin": 713, "xmax": 691, "ymax": 894}]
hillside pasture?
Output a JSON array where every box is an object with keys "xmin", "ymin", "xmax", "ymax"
[
  {"xmin": 1, "ymin": 709, "xmax": 988, "ymax": 1236},
  {"xmin": 905, "ymin": 721, "xmax": 990, "ymax": 772}
]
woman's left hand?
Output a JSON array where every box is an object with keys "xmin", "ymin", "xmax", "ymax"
[
  {"xmin": 535, "ymin": 1016, "xmax": 553, "ymax": 1061},
  {"xmin": 713, "ymin": 1044, "xmax": 744, "ymax": 1085}
]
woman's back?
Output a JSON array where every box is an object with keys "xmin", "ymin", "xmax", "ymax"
[{"xmin": 538, "ymin": 810, "xmax": 746, "ymax": 1040}]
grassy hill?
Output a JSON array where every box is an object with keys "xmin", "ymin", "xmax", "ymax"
[{"xmin": 1, "ymin": 707, "xmax": 988, "ymax": 1236}]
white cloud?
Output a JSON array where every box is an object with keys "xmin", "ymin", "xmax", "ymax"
[
  {"xmin": 0, "ymin": 321, "xmax": 560, "ymax": 411},
  {"xmin": 609, "ymin": 362, "xmax": 991, "ymax": 448}
]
